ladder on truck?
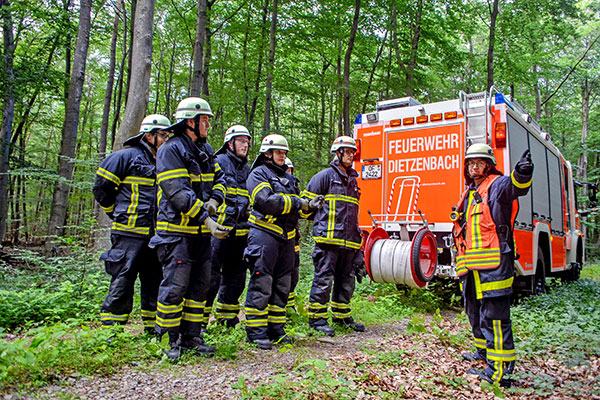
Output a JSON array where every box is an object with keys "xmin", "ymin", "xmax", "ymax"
[{"xmin": 459, "ymin": 87, "xmax": 498, "ymax": 146}]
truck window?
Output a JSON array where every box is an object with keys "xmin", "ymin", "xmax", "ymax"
[
  {"xmin": 530, "ymin": 136, "xmax": 550, "ymax": 223},
  {"xmin": 508, "ymin": 115, "xmax": 532, "ymax": 229},
  {"xmin": 548, "ymin": 151, "xmax": 563, "ymax": 234}
]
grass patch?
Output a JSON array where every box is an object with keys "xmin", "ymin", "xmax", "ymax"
[
  {"xmin": 0, "ymin": 323, "xmax": 162, "ymax": 390},
  {"xmin": 581, "ymin": 263, "xmax": 600, "ymax": 281},
  {"xmin": 512, "ymin": 278, "xmax": 600, "ymax": 365}
]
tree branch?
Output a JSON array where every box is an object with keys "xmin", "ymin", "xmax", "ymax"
[{"xmin": 541, "ymin": 33, "xmax": 600, "ymax": 107}]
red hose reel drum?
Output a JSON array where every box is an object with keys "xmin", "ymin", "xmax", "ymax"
[{"xmin": 364, "ymin": 227, "xmax": 437, "ymax": 288}]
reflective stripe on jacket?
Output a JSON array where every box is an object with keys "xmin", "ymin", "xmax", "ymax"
[
  {"xmin": 454, "ymin": 169, "xmax": 532, "ymax": 299},
  {"xmin": 247, "ymin": 162, "xmax": 306, "ymax": 241},
  {"xmin": 212, "ymin": 150, "xmax": 250, "ymax": 236},
  {"xmin": 303, "ymin": 160, "xmax": 362, "ymax": 250},
  {"xmin": 93, "ymin": 143, "xmax": 157, "ymax": 237},
  {"xmin": 155, "ymin": 135, "xmax": 225, "ymax": 236}
]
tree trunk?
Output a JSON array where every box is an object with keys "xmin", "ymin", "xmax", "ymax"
[
  {"xmin": 577, "ymin": 77, "xmax": 591, "ymax": 239},
  {"xmin": 533, "ymin": 64, "xmax": 542, "ymax": 120},
  {"xmin": 191, "ymin": 0, "xmax": 208, "ymax": 96},
  {"xmin": 486, "ymin": 0, "xmax": 500, "ymax": 90},
  {"xmin": 342, "ymin": 0, "xmax": 361, "ymax": 136},
  {"xmin": 124, "ymin": 0, "xmax": 136, "ymax": 107},
  {"xmin": 362, "ymin": 30, "xmax": 387, "ymax": 114},
  {"xmin": 62, "ymin": 0, "xmax": 72, "ymax": 100},
  {"xmin": 0, "ymin": 0, "xmax": 16, "ymax": 242},
  {"xmin": 98, "ymin": 0, "xmax": 122, "ymax": 158},
  {"xmin": 165, "ymin": 40, "xmax": 176, "ymax": 117},
  {"xmin": 110, "ymin": 16, "xmax": 129, "ymax": 150},
  {"xmin": 245, "ymin": 0, "xmax": 268, "ymax": 133},
  {"xmin": 263, "ymin": 0, "xmax": 278, "ymax": 137},
  {"xmin": 390, "ymin": 0, "xmax": 422, "ymax": 97},
  {"xmin": 202, "ymin": 6, "xmax": 212, "ymax": 97},
  {"xmin": 46, "ymin": 0, "xmax": 92, "ymax": 251},
  {"xmin": 113, "ymin": 0, "xmax": 156, "ymax": 150}
]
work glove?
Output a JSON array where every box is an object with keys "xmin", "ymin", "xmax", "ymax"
[
  {"xmin": 515, "ymin": 149, "xmax": 534, "ymax": 175},
  {"xmin": 309, "ymin": 195, "xmax": 325, "ymax": 210},
  {"xmin": 299, "ymin": 198, "xmax": 310, "ymax": 212},
  {"xmin": 203, "ymin": 218, "xmax": 230, "ymax": 239},
  {"xmin": 353, "ymin": 250, "xmax": 367, "ymax": 284},
  {"xmin": 205, "ymin": 198, "xmax": 219, "ymax": 216}
]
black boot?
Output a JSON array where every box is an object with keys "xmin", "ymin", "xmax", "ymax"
[
  {"xmin": 474, "ymin": 369, "xmax": 513, "ymax": 388},
  {"xmin": 462, "ymin": 350, "xmax": 486, "ymax": 362},
  {"xmin": 218, "ymin": 316, "xmax": 240, "ymax": 328},
  {"xmin": 273, "ymin": 335, "xmax": 294, "ymax": 345},
  {"xmin": 246, "ymin": 336, "xmax": 272, "ymax": 350},
  {"xmin": 180, "ymin": 335, "xmax": 216, "ymax": 356},
  {"xmin": 309, "ymin": 318, "xmax": 335, "ymax": 336},
  {"xmin": 333, "ymin": 317, "xmax": 365, "ymax": 332},
  {"xmin": 163, "ymin": 340, "xmax": 181, "ymax": 362}
]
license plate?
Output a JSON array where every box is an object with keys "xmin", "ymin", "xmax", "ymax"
[{"xmin": 362, "ymin": 163, "xmax": 382, "ymax": 180}]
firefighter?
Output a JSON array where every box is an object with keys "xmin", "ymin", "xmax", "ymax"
[
  {"xmin": 453, "ymin": 143, "xmax": 533, "ymax": 387},
  {"xmin": 244, "ymin": 135, "xmax": 323, "ymax": 350},
  {"xmin": 303, "ymin": 136, "xmax": 366, "ymax": 336},
  {"xmin": 284, "ymin": 157, "xmax": 301, "ymax": 313},
  {"xmin": 204, "ymin": 125, "xmax": 252, "ymax": 328},
  {"xmin": 150, "ymin": 97, "xmax": 230, "ymax": 361},
  {"xmin": 93, "ymin": 114, "xmax": 170, "ymax": 334}
]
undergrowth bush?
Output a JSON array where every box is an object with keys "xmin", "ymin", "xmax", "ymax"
[
  {"xmin": 0, "ymin": 245, "xmax": 107, "ymax": 330},
  {"xmin": 513, "ymin": 278, "xmax": 600, "ymax": 365},
  {"xmin": 0, "ymin": 323, "xmax": 162, "ymax": 390}
]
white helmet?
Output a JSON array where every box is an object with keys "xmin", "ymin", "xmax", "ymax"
[
  {"xmin": 140, "ymin": 114, "xmax": 171, "ymax": 134},
  {"xmin": 124, "ymin": 114, "xmax": 171, "ymax": 146},
  {"xmin": 224, "ymin": 125, "xmax": 251, "ymax": 143},
  {"xmin": 330, "ymin": 136, "xmax": 357, "ymax": 153},
  {"xmin": 259, "ymin": 134, "xmax": 289, "ymax": 153},
  {"xmin": 284, "ymin": 157, "xmax": 294, "ymax": 169}
]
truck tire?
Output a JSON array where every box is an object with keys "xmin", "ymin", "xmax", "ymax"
[
  {"xmin": 533, "ymin": 246, "xmax": 546, "ymax": 294},
  {"xmin": 562, "ymin": 263, "xmax": 581, "ymax": 283}
]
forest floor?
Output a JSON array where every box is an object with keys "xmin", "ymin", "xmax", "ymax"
[{"xmin": 10, "ymin": 311, "xmax": 599, "ymax": 400}]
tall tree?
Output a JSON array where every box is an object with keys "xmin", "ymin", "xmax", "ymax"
[
  {"xmin": 113, "ymin": 0, "xmax": 156, "ymax": 150},
  {"xmin": 0, "ymin": 0, "xmax": 16, "ymax": 242},
  {"xmin": 191, "ymin": 0, "xmax": 208, "ymax": 96},
  {"xmin": 390, "ymin": 0, "xmax": 423, "ymax": 96},
  {"xmin": 99, "ymin": 0, "xmax": 123, "ymax": 157},
  {"xmin": 342, "ymin": 0, "xmax": 361, "ymax": 136},
  {"xmin": 263, "ymin": 0, "xmax": 278, "ymax": 137},
  {"xmin": 46, "ymin": 0, "xmax": 92, "ymax": 249},
  {"xmin": 486, "ymin": 0, "xmax": 500, "ymax": 90}
]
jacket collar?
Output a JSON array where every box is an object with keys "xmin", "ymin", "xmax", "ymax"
[
  {"xmin": 138, "ymin": 140, "xmax": 156, "ymax": 163},
  {"xmin": 225, "ymin": 148, "xmax": 248, "ymax": 166},
  {"xmin": 265, "ymin": 160, "xmax": 288, "ymax": 176},
  {"xmin": 330, "ymin": 158, "xmax": 357, "ymax": 179}
]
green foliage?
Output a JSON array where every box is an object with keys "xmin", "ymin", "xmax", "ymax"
[
  {"xmin": 512, "ymin": 279, "xmax": 600, "ymax": 365},
  {"xmin": 0, "ymin": 246, "xmax": 107, "ymax": 330},
  {"xmin": 0, "ymin": 323, "xmax": 162, "ymax": 390}
]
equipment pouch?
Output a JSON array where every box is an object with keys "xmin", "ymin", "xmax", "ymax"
[{"xmin": 99, "ymin": 249, "xmax": 126, "ymax": 276}]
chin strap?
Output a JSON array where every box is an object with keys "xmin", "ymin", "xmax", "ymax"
[{"xmin": 143, "ymin": 133, "xmax": 158, "ymax": 152}]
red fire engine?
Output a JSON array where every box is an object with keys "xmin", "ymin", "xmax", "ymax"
[{"xmin": 354, "ymin": 87, "xmax": 584, "ymax": 293}]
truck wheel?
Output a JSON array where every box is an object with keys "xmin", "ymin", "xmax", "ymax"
[
  {"xmin": 533, "ymin": 246, "xmax": 546, "ymax": 295},
  {"xmin": 562, "ymin": 263, "xmax": 581, "ymax": 283}
]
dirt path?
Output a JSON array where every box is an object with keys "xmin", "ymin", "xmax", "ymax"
[{"xmin": 13, "ymin": 317, "xmax": 600, "ymax": 399}]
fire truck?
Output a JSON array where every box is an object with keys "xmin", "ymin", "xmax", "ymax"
[{"xmin": 354, "ymin": 87, "xmax": 584, "ymax": 293}]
